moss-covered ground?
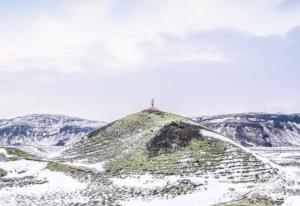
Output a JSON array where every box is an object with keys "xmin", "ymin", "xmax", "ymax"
[
  {"xmin": 65, "ymin": 110, "xmax": 190, "ymax": 163},
  {"xmin": 106, "ymin": 137, "xmax": 228, "ymax": 175},
  {"xmin": 64, "ymin": 110, "xmax": 276, "ymax": 184},
  {"xmin": 3, "ymin": 147, "xmax": 39, "ymax": 161},
  {"xmin": 46, "ymin": 162, "xmax": 86, "ymax": 174},
  {"xmin": 0, "ymin": 168, "xmax": 7, "ymax": 177}
]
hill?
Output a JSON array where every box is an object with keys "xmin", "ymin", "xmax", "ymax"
[
  {"xmin": 195, "ymin": 113, "xmax": 300, "ymax": 147},
  {"xmin": 61, "ymin": 110, "xmax": 290, "ymax": 205},
  {"xmin": 0, "ymin": 114, "xmax": 105, "ymax": 146}
]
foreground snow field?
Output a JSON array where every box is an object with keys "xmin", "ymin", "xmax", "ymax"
[
  {"xmin": 0, "ymin": 149, "xmax": 88, "ymax": 206},
  {"xmin": 0, "ymin": 146, "xmax": 300, "ymax": 205},
  {"xmin": 250, "ymin": 147, "xmax": 300, "ymax": 178},
  {"xmin": 250, "ymin": 147, "xmax": 300, "ymax": 206}
]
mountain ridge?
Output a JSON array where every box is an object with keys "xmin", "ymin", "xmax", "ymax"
[
  {"xmin": 0, "ymin": 114, "xmax": 105, "ymax": 146},
  {"xmin": 195, "ymin": 112, "xmax": 300, "ymax": 147}
]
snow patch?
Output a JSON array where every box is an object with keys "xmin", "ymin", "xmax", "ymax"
[
  {"xmin": 68, "ymin": 160, "xmax": 106, "ymax": 172},
  {"xmin": 0, "ymin": 159, "xmax": 47, "ymax": 178},
  {"xmin": 111, "ymin": 174, "xmax": 179, "ymax": 189},
  {"xmin": 122, "ymin": 177, "xmax": 248, "ymax": 206},
  {"xmin": 283, "ymin": 196, "xmax": 300, "ymax": 206},
  {"xmin": 0, "ymin": 159, "xmax": 87, "ymax": 205}
]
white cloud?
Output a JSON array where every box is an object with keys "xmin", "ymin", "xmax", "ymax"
[{"xmin": 0, "ymin": 0, "xmax": 300, "ymax": 76}]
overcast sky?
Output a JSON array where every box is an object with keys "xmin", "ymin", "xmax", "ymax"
[{"xmin": 1, "ymin": 0, "xmax": 300, "ymax": 121}]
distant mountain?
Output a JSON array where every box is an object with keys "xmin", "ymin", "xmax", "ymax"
[
  {"xmin": 0, "ymin": 114, "xmax": 105, "ymax": 146},
  {"xmin": 194, "ymin": 113, "xmax": 300, "ymax": 147}
]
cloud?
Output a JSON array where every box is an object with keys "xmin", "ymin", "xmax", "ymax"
[
  {"xmin": 1, "ymin": 0, "xmax": 300, "ymax": 76},
  {"xmin": 1, "ymin": 25, "xmax": 300, "ymax": 120},
  {"xmin": 1, "ymin": 0, "xmax": 300, "ymax": 120}
]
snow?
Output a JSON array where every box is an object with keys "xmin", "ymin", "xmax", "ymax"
[
  {"xmin": 200, "ymin": 129, "xmax": 285, "ymax": 172},
  {"xmin": 1, "ymin": 114, "xmax": 300, "ymax": 205},
  {"xmin": 0, "ymin": 159, "xmax": 85, "ymax": 190},
  {"xmin": 34, "ymin": 170, "xmax": 86, "ymax": 192},
  {"xmin": 283, "ymin": 196, "xmax": 300, "ymax": 206},
  {"xmin": 198, "ymin": 113, "xmax": 300, "ymax": 147},
  {"xmin": 0, "ymin": 148, "xmax": 13, "ymax": 158},
  {"xmin": 68, "ymin": 160, "xmax": 106, "ymax": 172},
  {"xmin": 18, "ymin": 145, "xmax": 65, "ymax": 159},
  {"xmin": 122, "ymin": 177, "xmax": 248, "ymax": 206},
  {"xmin": 249, "ymin": 147, "xmax": 300, "ymax": 205},
  {"xmin": 201, "ymin": 129, "xmax": 240, "ymax": 146},
  {"xmin": 0, "ymin": 114, "xmax": 105, "ymax": 146},
  {"xmin": 0, "ymin": 159, "xmax": 47, "ymax": 178},
  {"xmin": 0, "ymin": 148, "xmax": 7, "ymax": 156},
  {"xmin": 0, "ymin": 148, "xmax": 16, "ymax": 158},
  {"xmin": 209, "ymin": 117, "xmax": 232, "ymax": 123},
  {"xmin": 248, "ymin": 117, "xmax": 259, "ymax": 122},
  {"xmin": 111, "ymin": 174, "xmax": 180, "ymax": 188},
  {"xmin": 0, "ymin": 169, "xmax": 86, "ymax": 194},
  {"xmin": 0, "ymin": 159, "xmax": 87, "ymax": 205}
]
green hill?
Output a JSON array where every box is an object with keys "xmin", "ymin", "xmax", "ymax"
[{"xmin": 64, "ymin": 109, "xmax": 278, "ymax": 183}]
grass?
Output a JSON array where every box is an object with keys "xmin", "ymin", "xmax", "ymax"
[
  {"xmin": 4, "ymin": 147, "xmax": 39, "ymax": 161},
  {"xmin": 106, "ymin": 137, "xmax": 228, "ymax": 175},
  {"xmin": 65, "ymin": 110, "xmax": 274, "ymax": 184},
  {"xmin": 65, "ymin": 110, "xmax": 188, "ymax": 163},
  {"xmin": 46, "ymin": 162, "xmax": 86, "ymax": 174},
  {"xmin": 0, "ymin": 168, "xmax": 6, "ymax": 177}
]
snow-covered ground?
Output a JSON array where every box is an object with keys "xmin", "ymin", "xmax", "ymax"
[
  {"xmin": 67, "ymin": 160, "xmax": 106, "ymax": 172},
  {"xmin": 250, "ymin": 147, "xmax": 300, "ymax": 177},
  {"xmin": 121, "ymin": 179, "xmax": 248, "ymax": 206},
  {"xmin": 0, "ymin": 148, "xmax": 14, "ymax": 158},
  {"xmin": 115, "ymin": 145, "xmax": 300, "ymax": 206},
  {"xmin": 17, "ymin": 145, "xmax": 65, "ymax": 159},
  {"xmin": 283, "ymin": 196, "xmax": 300, "ymax": 206},
  {"xmin": 250, "ymin": 147, "xmax": 300, "ymax": 206},
  {"xmin": 0, "ymin": 159, "xmax": 87, "ymax": 206},
  {"xmin": 116, "ymin": 174, "xmax": 287, "ymax": 206}
]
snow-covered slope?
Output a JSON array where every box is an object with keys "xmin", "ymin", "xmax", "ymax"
[
  {"xmin": 0, "ymin": 114, "xmax": 105, "ymax": 146},
  {"xmin": 195, "ymin": 113, "xmax": 300, "ymax": 147}
]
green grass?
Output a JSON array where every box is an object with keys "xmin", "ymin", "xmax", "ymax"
[
  {"xmin": 106, "ymin": 137, "xmax": 228, "ymax": 175},
  {"xmin": 64, "ymin": 110, "xmax": 272, "ymax": 183},
  {"xmin": 65, "ymin": 110, "xmax": 189, "ymax": 163},
  {"xmin": 46, "ymin": 162, "xmax": 86, "ymax": 174},
  {"xmin": 4, "ymin": 147, "xmax": 39, "ymax": 161},
  {"xmin": 0, "ymin": 147, "xmax": 39, "ymax": 161},
  {"xmin": 0, "ymin": 168, "xmax": 6, "ymax": 177}
]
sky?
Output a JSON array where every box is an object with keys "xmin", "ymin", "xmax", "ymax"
[{"xmin": 1, "ymin": 0, "xmax": 300, "ymax": 121}]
